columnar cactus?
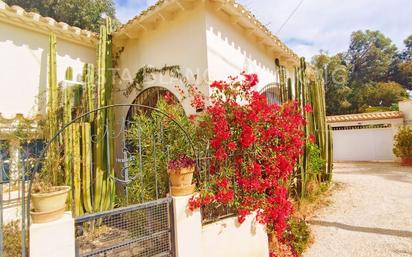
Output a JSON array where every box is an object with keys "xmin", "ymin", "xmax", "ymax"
[
  {"xmin": 45, "ymin": 19, "xmax": 115, "ymax": 216},
  {"xmin": 46, "ymin": 33, "xmax": 62, "ymax": 186},
  {"xmin": 278, "ymin": 57, "xmax": 333, "ymax": 198}
]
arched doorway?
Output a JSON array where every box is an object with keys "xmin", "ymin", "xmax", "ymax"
[
  {"xmin": 261, "ymin": 83, "xmax": 281, "ymax": 105},
  {"xmin": 126, "ymin": 87, "xmax": 179, "ymax": 120}
]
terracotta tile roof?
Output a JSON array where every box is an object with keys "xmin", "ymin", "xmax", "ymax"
[
  {"xmin": 326, "ymin": 111, "xmax": 403, "ymax": 123},
  {"xmin": 0, "ymin": 1, "xmax": 97, "ymax": 47},
  {"xmin": 114, "ymin": 0, "xmax": 299, "ymax": 64}
]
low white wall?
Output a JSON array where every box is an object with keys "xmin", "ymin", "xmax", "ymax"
[
  {"xmin": 172, "ymin": 194, "xmax": 269, "ymax": 257},
  {"xmin": 329, "ymin": 118, "xmax": 404, "ymax": 162},
  {"xmin": 201, "ymin": 215, "xmax": 269, "ymax": 257}
]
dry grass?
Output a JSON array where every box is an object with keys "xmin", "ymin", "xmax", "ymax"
[
  {"xmin": 293, "ymin": 182, "xmax": 344, "ymax": 220},
  {"xmin": 269, "ymin": 181, "xmax": 345, "ymax": 257}
]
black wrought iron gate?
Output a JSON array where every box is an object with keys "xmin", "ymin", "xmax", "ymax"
[{"xmin": 75, "ymin": 197, "xmax": 175, "ymax": 257}]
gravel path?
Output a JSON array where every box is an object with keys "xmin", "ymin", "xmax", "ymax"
[{"xmin": 304, "ymin": 162, "xmax": 412, "ymax": 257}]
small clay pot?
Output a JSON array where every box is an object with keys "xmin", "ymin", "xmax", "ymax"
[
  {"xmin": 168, "ymin": 166, "xmax": 194, "ymax": 187},
  {"xmin": 170, "ymin": 184, "xmax": 196, "ymax": 196}
]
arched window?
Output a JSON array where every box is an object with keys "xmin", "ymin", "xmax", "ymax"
[{"xmin": 261, "ymin": 83, "xmax": 281, "ymax": 105}]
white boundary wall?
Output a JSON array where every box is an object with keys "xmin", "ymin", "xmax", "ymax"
[
  {"xmin": 330, "ymin": 119, "xmax": 402, "ymax": 162},
  {"xmin": 173, "ymin": 194, "xmax": 269, "ymax": 257},
  {"xmin": 329, "ymin": 100, "xmax": 412, "ymax": 162},
  {"xmin": 30, "ymin": 196, "xmax": 270, "ymax": 257}
]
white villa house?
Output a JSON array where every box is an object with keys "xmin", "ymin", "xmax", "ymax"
[
  {"xmin": 0, "ymin": 1, "xmax": 301, "ymax": 257},
  {"xmin": 0, "ymin": 0, "xmax": 299, "ymax": 171}
]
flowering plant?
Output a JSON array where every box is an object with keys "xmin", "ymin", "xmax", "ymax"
[
  {"xmin": 168, "ymin": 154, "xmax": 196, "ymax": 172},
  {"xmin": 189, "ymin": 72, "xmax": 308, "ymax": 240}
]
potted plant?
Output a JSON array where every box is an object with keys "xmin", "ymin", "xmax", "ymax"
[
  {"xmin": 167, "ymin": 154, "xmax": 196, "ymax": 196},
  {"xmin": 30, "ymin": 180, "xmax": 70, "ymax": 223},
  {"xmin": 393, "ymin": 126, "xmax": 412, "ymax": 166}
]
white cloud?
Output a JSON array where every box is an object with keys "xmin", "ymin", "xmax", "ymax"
[
  {"xmin": 114, "ymin": 0, "xmax": 412, "ymax": 59},
  {"xmin": 238, "ymin": 0, "xmax": 412, "ymax": 59}
]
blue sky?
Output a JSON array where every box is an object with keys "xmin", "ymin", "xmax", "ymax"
[{"xmin": 114, "ymin": 0, "xmax": 412, "ymax": 59}]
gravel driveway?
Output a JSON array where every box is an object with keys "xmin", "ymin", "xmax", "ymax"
[{"xmin": 304, "ymin": 162, "xmax": 412, "ymax": 257}]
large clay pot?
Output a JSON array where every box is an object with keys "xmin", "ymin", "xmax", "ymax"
[
  {"xmin": 31, "ymin": 186, "xmax": 69, "ymax": 223},
  {"xmin": 30, "ymin": 206, "xmax": 66, "ymax": 224},
  {"xmin": 401, "ymin": 157, "xmax": 412, "ymax": 166}
]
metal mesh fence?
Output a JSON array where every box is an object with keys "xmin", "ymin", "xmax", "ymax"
[
  {"xmin": 75, "ymin": 198, "xmax": 174, "ymax": 257},
  {"xmin": 196, "ymin": 155, "xmax": 236, "ymax": 225}
]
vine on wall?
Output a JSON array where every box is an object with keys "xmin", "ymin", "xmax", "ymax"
[{"xmin": 123, "ymin": 65, "xmax": 192, "ymax": 97}]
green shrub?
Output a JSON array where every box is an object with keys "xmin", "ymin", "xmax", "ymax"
[
  {"xmin": 283, "ymin": 217, "xmax": 311, "ymax": 255},
  {"xmin": 393, "ymin": 126, "xmax": 412, "ymax": 158},
  {"xmin": 307, "ymin": 143, "xmax": 326, "ymax": 178}
]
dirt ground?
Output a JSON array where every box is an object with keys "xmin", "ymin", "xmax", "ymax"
[{"xmin": 304, "ymin": 162, "xmax": 412, "ymax": 257}]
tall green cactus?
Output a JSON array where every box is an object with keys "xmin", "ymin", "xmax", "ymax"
[
  {"xmin": 279, "ymin": 56, "xmax": 333, "ymax": 198},
  {"xmin": 45, "ymin": 19, "xmax": 115, "ymax": 216},
  {"xmin": 46, "ymin": 33, "xmax": 62, "ymax": 186},
  {"xmin": 94, "ymin": 18, "xmax": 115, "ymax": 212},
  {"xmin": 63, "ymin": 67, "xmax": 73, "ymax": 189}
]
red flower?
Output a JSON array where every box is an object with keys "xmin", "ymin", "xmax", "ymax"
[
  {"xmin": 309, "ymin": 134, "xmax": 316, "ymax": 143},
  {"xmin": 227, "ymin": 142, "xmax": 236, "ymax": 150},
  {"xmin": 239, "ymin": 125, "xmax": 255, "ymax": 148},
  {"xmin": 216, "ymin": 178, "xmax": 229, "ymax": 188},
  {"xmin": 211, "ymin": 81, "xmax": 224, "ymax": 90},
  {"xmin": 164, "ymin": 91, "xmax": 172, "ymax": 104},
  {"xmin": 304, "ymin": 104, "xmax": 312, "ymax": 113},
  {"xmin": 215, "ymin": 147, "xmax": 228, "ymax": 161},
  {"xmin": 188, "ymin": 72, "xmax": 306, "ymax": 248}
]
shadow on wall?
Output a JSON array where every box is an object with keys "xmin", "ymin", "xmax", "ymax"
[{"xmin": 0, "ymin": 23, "xmax": 94, "ymax": 115}]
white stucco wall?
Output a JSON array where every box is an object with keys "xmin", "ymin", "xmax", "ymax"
[
  {"xmin": 0, "ymin": 22, "xmax": 96, "ymax": 118},
  {"xmin": 329, "ymin": 118, "xmax": 404, "ymax": 161},
  {"xmin": 172, "ymin": 194, "xmax": 269, "ymax": 257},
  {"xmin": 204, "ymin": 6, "xmax": 295, "ymax": 94},
  {"xmin": 114, "ymin": 5, "xmax": 209, "ymax": 117},
  {"xmin": 201, "ymin": 215, "xmax": 269, "ymax": 257}
]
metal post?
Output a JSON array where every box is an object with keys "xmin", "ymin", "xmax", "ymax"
[
  {"xmin": 21, "ymin": 148, "xmax": 26, "ymax": 257},
  {"xmin": 0, "ymin": 155, "xmax": 4, "ymax": 257}
]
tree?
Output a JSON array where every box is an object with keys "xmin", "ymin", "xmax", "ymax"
[
  {"xmin": 346, "ymin": 30, "xmax": 397, "ymax": 84},
  {"xmin": 390, "ymin": 35, "xmax": 412, "ymax": 90},
  {"xmin": 312, "ymin": 52, "xmax": 352, "ymax": 115},
  {"xmin": 349, "ymin": 81, "xmax": 408, "ymax": 113},
  {"xmin": 371, "ymin": 81, "xmax": 409, "ymax": 106},
  {"xmin": 401, "ymin": 35, "xmax": 412, "ymax": 60},
  {"xmin": 4, "ymin": 0, "xmax": 119, "ymax": 32}
]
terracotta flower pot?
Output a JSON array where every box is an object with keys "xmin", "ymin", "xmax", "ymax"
[
  {"xmin": 170, "ymin": 184, "xmax": 196, "ymax": 196},
  {"xmin": 31, "ymin": 186, "xmax": 70, "ymax": 213},
  {"xmin": 30, "ymin": 206, "xmax": 66, "ymax": 224},
  {"xmin": 401, "ymin": 157, "xmax": 412, "ymax": 166},
  {"xmin": 168, "ymin": 166, "xmax": 194, "ymax": 187},
  {"xmin": 168, "ymin": 166, "xmax": 195, "ymax": 196}
]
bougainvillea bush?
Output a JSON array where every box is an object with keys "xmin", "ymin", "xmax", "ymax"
[{"xmin": 188, "ymin": 72, "xmax": 310, "ymax": 244}]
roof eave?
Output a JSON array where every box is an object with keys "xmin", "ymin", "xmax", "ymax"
[{"xmin": 0, "ymin": 2, "xmax": 98, "ymax": 48}]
